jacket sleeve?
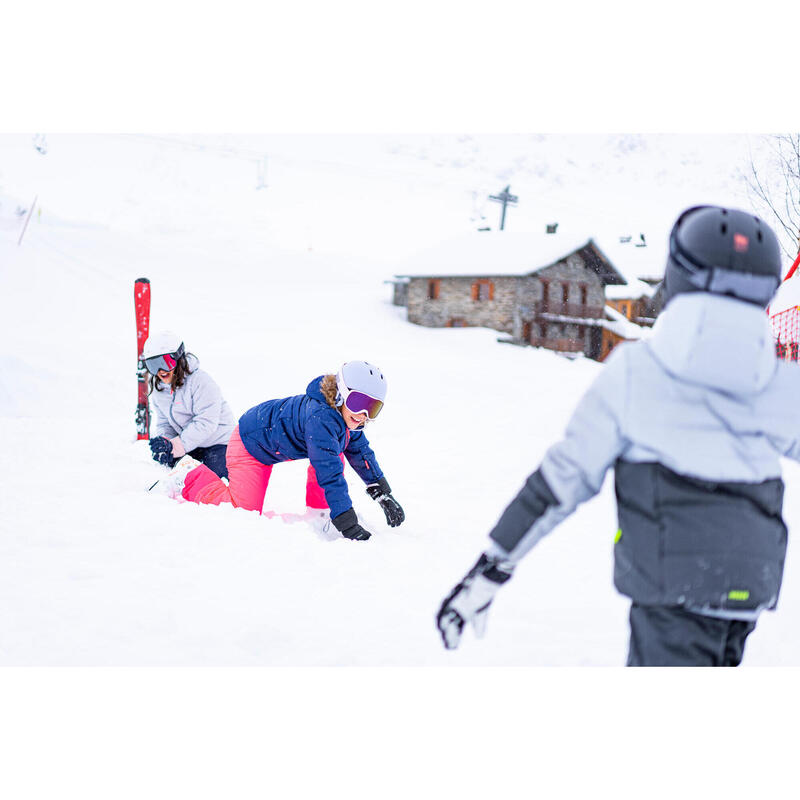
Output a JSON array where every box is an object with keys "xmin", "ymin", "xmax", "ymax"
[
  {"xmin": 156, "ymin": 415, "xmax": 179, "ymax": 440},
  {"xmin": 343, "ymin": 429, "xmax": 384, "ymax": 485},
  {"xmin": 176, "ymin": 372, "xmax": 225, "ymax": 453},
  {"xmin": 151, "ymin": 393, "xmax": 178, "ymax": 439},
  {"xmin": 486, "ymin": 346, "xmax": 631, "ymax": 565},
  {"xmin": 306, "ymin": 412, "xmax": 355, "ymax": 518}
]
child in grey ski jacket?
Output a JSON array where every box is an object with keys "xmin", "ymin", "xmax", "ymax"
[
  {"xmin": 144, "ymin": 332, "xmax": 235, "ymax": 479},
  {"xmin": 437, "ymin": 205, "xmax": 800, "ymax": 666}
]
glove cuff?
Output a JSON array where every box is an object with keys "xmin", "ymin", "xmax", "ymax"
[
  {"xmin": 331, "ymin": 508, "xmax": 358, "ymax": 533},
  {"xmin": 472, "ymin": 552, "xmax": 514, "ymax": 585},
  {"xmin": 366, "ymin": 477, "xmax": 391, "ymax": 499}
]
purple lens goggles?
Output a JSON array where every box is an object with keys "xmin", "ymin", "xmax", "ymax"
[
  {"xmin": 144, "ymin": 353, "xmax": 179, "ymax": 375},
  {"xmin": 343, "ymin": 390, "xmax": 384, "ymax": 419}
]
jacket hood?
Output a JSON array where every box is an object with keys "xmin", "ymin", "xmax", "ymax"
[
  {"xmin": 306, "ymin": 375, "xmax": 330, "ymax": 405},
  {"xmin": 646, "ymin": 293, "xmax": 777, "ymax": 396}
]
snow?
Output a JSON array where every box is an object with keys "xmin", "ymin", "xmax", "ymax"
[
  {"xmin": 602, "ymin": 304, "xmax": 651, "ymax": 340},
  {"xmin": 3, "ymin": 132, "xmax": 800, "ymax": 797},
  {"xmin": 395, "ymin": 227, "xmax": 664, "ymax": 285},
  {"xmin": 396, "ymin": 229, "xmax": 600, "ymax": 277},
  {"xmin": 605, "ymin": 276, "xmax": 657, "ymax": 300}
]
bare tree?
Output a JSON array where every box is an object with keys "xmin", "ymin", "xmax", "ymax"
[{"xmin": 747, "ymin": 134, "xmax": 800, "ymax": 263}]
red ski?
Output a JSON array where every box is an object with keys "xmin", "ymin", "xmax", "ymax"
[{"xmin": 134, "ymin": 278, "xmax": 151, "ymax": 439}]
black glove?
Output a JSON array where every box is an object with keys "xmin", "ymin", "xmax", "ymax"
[
  {"xmin": 149, "ymin": 436, "xmax": 176, "ymax": 467},
  {"xmin": 366, "ymin": 477, "xmax": 405, "ymax": 527},
  {"xmin": 436, "ymin": 553, "xmax": 514, "ymax": 650},
  {"xmin": 331, "ymin": 508, "xmax": 372, "ymax": 541}
]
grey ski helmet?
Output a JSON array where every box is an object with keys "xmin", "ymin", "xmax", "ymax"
[
  {"xmin": 663, "ymin": 205, "xmax": 782, "ymax": 308},
  {"xmin": 335, "ymin": 360, "xmax": 387, "ymax": 419},
  {"xmin": 142, "ymin": 331, "xmax": 185, "ymax": 374}
]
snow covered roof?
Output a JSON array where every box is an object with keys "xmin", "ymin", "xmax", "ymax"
[
  {"xmin": 603, "ymin": 304, "xmax": 651, "ymax": 340},
  {"xmin": 605, "ymin": 278, "xmax": 657, "ymax": 300},
  {"xmin": 395, "ymin": 230, "xmax": 589, "ymax": 277},
  {"xmin": 579, "ymin": 228, "xmax": 666, "ymax": 285},
  {"xmin": 395, "ymin": 227, "xmax": 666, "ymax": 286}
]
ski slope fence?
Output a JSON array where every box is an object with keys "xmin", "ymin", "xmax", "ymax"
[
  {"xmin": 771, "ymin": 305, "xmax": 800, "ymax": 361},
  {"xmin": 769, "ymin": 251, "xmax": 800, "ymax": 362}
]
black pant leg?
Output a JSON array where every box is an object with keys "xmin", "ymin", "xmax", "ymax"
[
  {"xmin": 627, "ymin": 604, "xmax": 748, "ymax": 667},
  {"xmin": 722, "ymin": 620, "xmax": 756, "ymax": 666},
  {"xmin": 189, "ymin": 444, "xmax": 228, "ymax": 479}
]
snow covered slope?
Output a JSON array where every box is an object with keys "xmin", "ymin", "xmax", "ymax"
[{"xmin": 1, "ymin": 133, "xmax": 799, "ymax": 666}]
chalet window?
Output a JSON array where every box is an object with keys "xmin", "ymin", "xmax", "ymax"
[
  {"xmin": 471, "ymin": 279, "xmax": 494, "ymax": 302},
  {"xmin": 561, "ymin": 282, "xmax": 570, "ymax": 303},
  {"xmin": 522, "ymin": 321, "xmax": 532, "ymax": 343},
  {"xmin": 447, "ymin": 318, "xmax": 469, "ymax": 328},
  {"xmin": 539, "ymin": 322, "xmax": 547, "ymax": 339},
  {"xmin": 579, "ymin": 284, "xmax": 588, "ymax": 306},
  {"xmin": 541, "ymin": 279, "xmax": 550, "ymax": 309},
  {"xmin": 428, "ymin": 279, "xmax": 441, "ymax": 300}
]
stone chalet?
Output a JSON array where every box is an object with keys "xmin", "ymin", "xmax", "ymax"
[{"xmin": 390, "ymin": 230, "xmax": 662, "ymax": 361}]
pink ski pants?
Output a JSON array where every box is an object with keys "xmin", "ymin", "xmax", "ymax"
[{"xmin": 182, "ymin": 425, "xmax": 341, "ymax": 513}]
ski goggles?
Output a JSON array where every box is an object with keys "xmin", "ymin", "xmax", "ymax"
[
  {"xmin": 342, "ymin": 388, "xmax": 384, "ymax": 420},
  {"xmin": 669, "ymin": 239, "xmax": 779, "ymax": 307},
  {"xmin": 144, "ymin": 352, "xmax": 180, "ymax": 375}
]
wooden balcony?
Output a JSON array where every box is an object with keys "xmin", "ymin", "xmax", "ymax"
[
  {"xmin": 530, "ymin": 336, "xmax": 584, "ymax": 353},
  {"xmin": 533, "ymin": 300, "xmax": 604, "ymax": 319}
]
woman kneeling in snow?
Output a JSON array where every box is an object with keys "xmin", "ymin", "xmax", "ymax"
[
  {"xmin": 144, "ymin": 331, "xmax": 235, "ymax": 478},
  {"xmin": 166, "ymin": 361, "xmax": 404, "ymax": 542}
]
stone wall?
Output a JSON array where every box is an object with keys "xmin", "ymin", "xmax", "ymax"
[
  {"xmin": 392, "ymin": 282, "xmax": 408, "ymax": 307},
  {"xmin": 403, "ymin": 252, "xmax": 610, "ymax": 359},
  {"xmin": 513, "ymin": 256, "xmax": 605, "ymax": 345},
  {"xmin": 407, "ymin": 275, "xmax": 519, "ymax": 333}
]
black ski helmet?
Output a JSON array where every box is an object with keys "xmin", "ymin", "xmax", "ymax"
[{"xmin": 663, "ymin": 205, "xmax": 782, "ymax": 308}]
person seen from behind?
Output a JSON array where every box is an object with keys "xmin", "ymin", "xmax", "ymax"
[{"xmin": 437, "ymin": 205, "xmax": 800, "ymax": 666}]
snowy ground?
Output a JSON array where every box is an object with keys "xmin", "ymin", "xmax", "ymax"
[{"xmin": 2, "ymin": 133, "xmax": 800, "ymax": 670}]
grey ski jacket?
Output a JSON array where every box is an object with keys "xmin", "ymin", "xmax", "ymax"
[
  {"xmin": 487, "ymin": 293, "xmax": 800, "ymax": 618},
  {"xmin": 149, "ymin": 355, "xmax": 236, "ymax": 453}
]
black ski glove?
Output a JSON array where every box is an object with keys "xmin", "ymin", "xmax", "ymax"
[
  {"xmin": 331, "ymin": 508, "xmax": 372, "ymax": 541},
  {"xmin": 149, "ymin": 436, "xmax": 176, "ymax": 467},
  {"xmin": 436, "ymin": 553, "xmax": 514, "ymax": 650},
  {"xmin": 366, "ymin": 477, "xmax": 405, "ymax": 527}
]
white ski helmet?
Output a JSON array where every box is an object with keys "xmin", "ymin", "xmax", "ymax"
[
  {"xmin": 335, "ymin": 360, "xmax": 387, "ymax": 419},
  {"xmin": 142, "ymin": 331, "xmax": 185, "ymax": 374}
]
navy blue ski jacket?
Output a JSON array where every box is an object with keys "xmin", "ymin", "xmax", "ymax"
[{"xmin": 237, "ymin": 376, "xmax": 384, "ymax": 518}]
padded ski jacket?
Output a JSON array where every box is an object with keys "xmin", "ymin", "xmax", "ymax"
[
  {"xmin": 237, "ymin": 376, "xmax": 384, "ymax": 518},
  {"xmin": 487, "ymin": 293, "xmax": 800, "ymax": 619},
  {"xmin": 149, "ymin": 355, "xmax": 236, "ymax": 453}
]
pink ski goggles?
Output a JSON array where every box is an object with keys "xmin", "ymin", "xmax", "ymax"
[
  {"xmin": 144, "ymin": 352, "xmax": 179, "ymax": 375},
  {"xmin": 342, "ymin": 389, "xmax": 384, "ymax": 420}
]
